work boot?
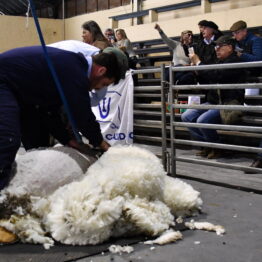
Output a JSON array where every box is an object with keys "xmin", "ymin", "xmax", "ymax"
[
  {"xmin": 207, "ymin": 149, "xmax": 222, "ymax": 159},
  {"xmin": 195, "ymin": 148, "xmax": 211, "ymax": 157}
]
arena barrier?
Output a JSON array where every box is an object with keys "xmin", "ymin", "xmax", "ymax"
[{"xmin": 132, "ymin": 61, "xmax": 262, "ymax": 175}]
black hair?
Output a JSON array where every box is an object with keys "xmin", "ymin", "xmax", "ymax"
[{"xmin": 92, "ymin": 52, "xmax": 121, "ymax": 84}]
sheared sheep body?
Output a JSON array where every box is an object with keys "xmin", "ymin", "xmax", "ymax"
[{"xmin": 0, "ymin": 145, "xmax": 204, "ymax": 248}]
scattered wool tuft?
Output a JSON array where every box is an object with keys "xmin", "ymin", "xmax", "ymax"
[
  {"xmin": 163, "ymin": 176, "xmax": 203, "ymax": 217},
  {"xmin": 109, "ymin": 244, "xmax": 134, "ymax": 254},
  {"xmin": 185, "ymin": 220, "xmax": 226, "ymax": 235},
  {"xmin": 144, "ymin": 229, "xmax": 183, "ymax": 245}
]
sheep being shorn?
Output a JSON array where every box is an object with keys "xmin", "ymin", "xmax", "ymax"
[{"xmin": 0, "ymin": 145, "xmax": 222, "ymax": 249}]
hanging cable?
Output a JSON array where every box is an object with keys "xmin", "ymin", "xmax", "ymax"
[{"xmin": 27, "ymin": 0, "xmax": 82, "ymax": 143}]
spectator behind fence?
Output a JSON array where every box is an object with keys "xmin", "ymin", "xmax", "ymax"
[
  {"xmin": 193, "ymin": 20, "xmax": 223, "ymax": 66},
  {"xmin": 195, "ymin": 20, "xmax": 208, "ymax": 43},
  {"xmin": 181, "ymin": 35, "xmax": 246, "ymax": 159},
  {"xmin": 82, "ymin": 20, "xmax": 111, "ymax": 50},
  {"xmin": 154, "ymin": 24, "xmax": 196, "ymax": 85},
  {"xmin": 104, "ymin": 28, "xmax": 117, "ymax": 46},
  {"xmin": 115, "ymin": 29, "xmax": 137, "ymax": 69},
  {"xmin": 230, "ymin": 20, "xmax": 262, "ymax": 77}
]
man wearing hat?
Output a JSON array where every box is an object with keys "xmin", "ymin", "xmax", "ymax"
[
  {"xmin": 0, "ymin": 44, "xmax": 128, "ymax": 190},
  {"xmin": 181, "ymin": 35, "xmax": 246, "ymax": 159},
  {"xmin": 230, "ymin": 20, "xmax": 262, "ymax": 64},
  {"xmin": 193, "ymin": 20, "xmax": 223, "ymax": 65}
]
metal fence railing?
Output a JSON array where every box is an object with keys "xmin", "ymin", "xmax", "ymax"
[{"xmin": 132, "ymin": 61, "xmax": 262, "ymax": 175}]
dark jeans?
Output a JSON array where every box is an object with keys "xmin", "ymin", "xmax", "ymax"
[{"xmin": 0, "ymin": 84, "xmax": 21, "ymax": 190}]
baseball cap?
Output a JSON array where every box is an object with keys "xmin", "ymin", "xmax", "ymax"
[
  {"xmin": 230, "ymin": 20, "xmax": 247, "ymax": 32},
  {"xmin": 103, "ymin": 47, "xmax": 129, "ymax": 79}
]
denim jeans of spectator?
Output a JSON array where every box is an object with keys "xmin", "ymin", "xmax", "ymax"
[
  {"xmin": 0, "ymin": 83, "xmax": 21, "ymax": 190},
  {"xmin": 181, "ymin": 102, "xmax": 221, "ymax": 143}
]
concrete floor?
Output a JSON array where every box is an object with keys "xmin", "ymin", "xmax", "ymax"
[{"xmin": 74, "ymin": 180, "xmax": 262, "ymax": 262}]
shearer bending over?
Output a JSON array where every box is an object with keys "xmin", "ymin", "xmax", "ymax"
[{"xmin": 0, "ymin": 44, "xmax": 128, "ymax": 190}]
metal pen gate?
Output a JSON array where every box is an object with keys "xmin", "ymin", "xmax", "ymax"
[{"xmin": 133, "ymin": 61, "xmax": 262, "ymax": 175}]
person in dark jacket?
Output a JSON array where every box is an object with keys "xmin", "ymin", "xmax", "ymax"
[
  {"xmin": 181, "ymin": 35, "xmax": 246, "ymax": 159},
  {"xmin": 193, "ymin": 20, "xmax": 223, "ymax": 66},
  {"xmin": 230, "ymin": 20, "xmax": 262, "ymax": 77},
  {"xmin": 0, "ymin": 45, "xmax": 127, "ymax": 190}
]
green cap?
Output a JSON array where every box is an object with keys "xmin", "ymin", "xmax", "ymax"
[
  {"xmin": 230, "ymin": 20, "xmax": 247, "ymax": 32},
  {"xmin": 214, "ymin": 35, "xmax": 236, "ymax": 47},
  {"xmin": 103, "ymin": 47, "xmax": 129, "ymax": 79}
]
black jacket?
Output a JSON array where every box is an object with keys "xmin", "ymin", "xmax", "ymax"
[{"xmin": 197, "ymin": 52, "xmax": 246, "ymax": 105}]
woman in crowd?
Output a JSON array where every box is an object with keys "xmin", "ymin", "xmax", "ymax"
[
  {"xmin": 82, "ymin": 20, "xmax": 111, "ymax": 50},
  {"xmin": 154, "ymin": 23, "xmax": 196, "ymax": 84},
  {"xmin": 115, "ymin": 29, "xmax": 137, "ymax": 69}
]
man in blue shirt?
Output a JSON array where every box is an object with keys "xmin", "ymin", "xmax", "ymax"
[
  {"xmin": 0, "ymin": 45, "xmax": 128, "ymax": 190},
  {"xmin": 230, "ymin": 20, "xmax": 262, "ymax": 76}
]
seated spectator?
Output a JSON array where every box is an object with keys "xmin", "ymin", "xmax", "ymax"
[
  {"xmin": 193, "ymin": 20, "xmax": 223, "ymax": 66},
  {"xmin": 104, "ymin": 28, "xmax": 117, "ymax": 45},
  {"xmin": 181, "ymin": 35, "xmax": 246, "ymax": 159},
  {"xmin": 195, "ymin": 20, "xmax": 212, "ymax": 43},
  {"xmin": 82, "ymin": 20, "xmax": 111, "ymax": 50},
  {"xmin": 115, "ymin": 29, "xmax": 137, "ymax": 70},
  {"xmin": 230, "ymin": 20, "xmax": 262, "ymax": 76},
  {"xmin": 154, "ymin": 24, "xmax": 196, "ymax": 85}
]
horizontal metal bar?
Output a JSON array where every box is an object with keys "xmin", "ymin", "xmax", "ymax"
[
  {"xmin": 134, "ymin": 104, "xmax": 162, "ymax": 109},
  {"xmin": 135, "ymin": 119, "xmax": 262, "ymax": 133},
  {"xmin": 134, "ymin": 86, "xmax": 161, "ymax": 91},
  {"xmin": 134, "ymin": 110, "xmax": 163, "ymax": 116},
  {"xmin": 171, "ymin": 104, "xmax": 262, "ymax": 111},
  {"xmin": 134, "ymin": 135, "xmax": 163, "ymax": 143},
  {"xmin": 174, "ymin": 139, "xmax": 262, "ymax": 154},
  {"xmin": 173, "ymin": 121, "xmax": 262, "ymax": 133},
  {"xmin": 171, "ymin": 83, "xmax": 262, "ymax": 90},
  {"xmin": 176, "ymin": 157, "xmax": 262, "ymax": 173},
  {"xmin": 169, "ymin": 61, "xmax": 262, "ymax": 72},
  {"xmin": 133, "ymin": 67, "xmax": 161, "ymax": 74}
]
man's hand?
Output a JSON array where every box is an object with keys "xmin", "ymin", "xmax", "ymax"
[
  {"xmin": 154, "ymin": 23, "xmax": 161, "ymax": 32},
  {"xmin": 67, "ymin": 139, "xmax": 94, "ymax": 155},
  {"xmin": 99, "ymin": 140, "xmax": 111, "ymax": 152},
  {"xmin": 189, "ymin": 53, "xmax": 201, "ymax": 65}
]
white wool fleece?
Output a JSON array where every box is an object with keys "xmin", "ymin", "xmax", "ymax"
[
  {"xmin": 46, "ymin": 177, "xmax": 124, "ymax": 245},
  {"xmin": 163, "ymin": 176, "xmax": 203, "ymax": 217},
  {"xmin": 86, "ymin": 146, "xmax": 166, "ymax": 201}
]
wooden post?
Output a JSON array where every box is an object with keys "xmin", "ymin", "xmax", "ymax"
[{"xmin": 201, "ymin": 0, "xmax": 211, "ymax": 13}]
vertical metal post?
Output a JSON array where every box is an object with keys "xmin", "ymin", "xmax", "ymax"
[
  {"xmin": 160, "ymin": 64, "xmax": 167, "ymax": 170},
  {"xmin": 169, "ymin": 65, "xmax": 176, "ymax": 176},
  {"xmin": 62, "ymin": 0, "xmax": 65, "ymax": 39}
]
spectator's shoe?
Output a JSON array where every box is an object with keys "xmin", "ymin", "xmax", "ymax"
[
  {"xmin": 195, "ymin": 148, "xmax": 211, "ymax": 157},
  {"xmin": 250, "ymin": 158, "xmax": 262, "ymax": 168},
  {"xmin": 245, "ymin": 159, "xmax": 262, "ymax": 174},
  {"xmin": 207, "ymin": 149, "xmax": 222, "ymax": 159}
]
